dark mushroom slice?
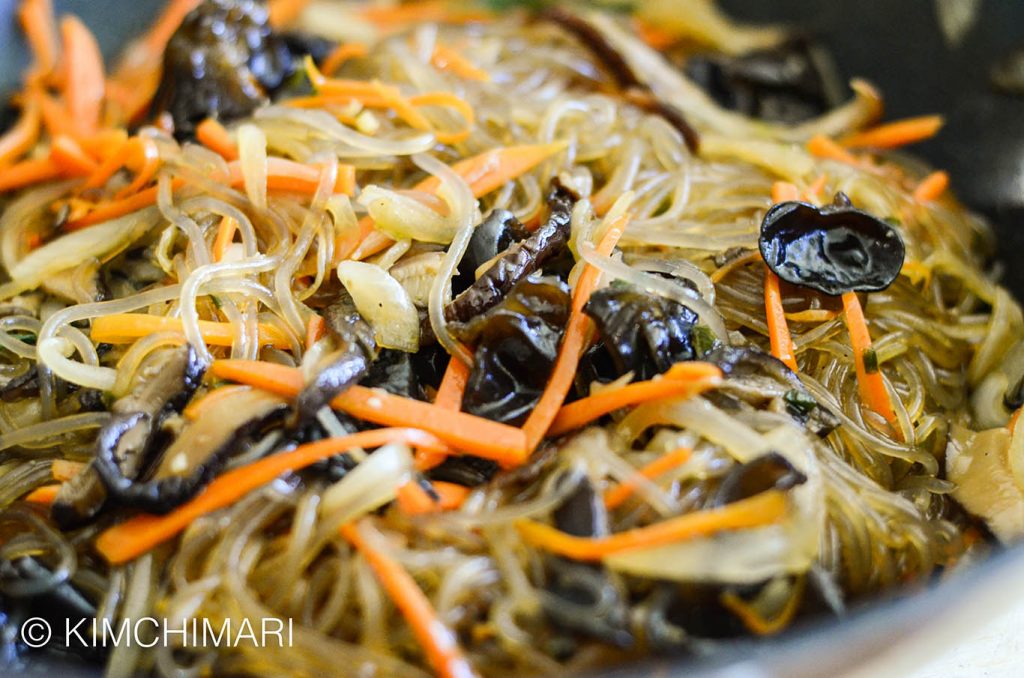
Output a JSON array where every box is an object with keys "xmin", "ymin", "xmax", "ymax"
[
  {"xmin": 706, "ymin": 345, "xmax": 839, "ymax": 437},
  {"xmin": 360, "ymin": 349, "xmax": 422, "ymax": 400},
  {"xmin": 427, "ymin": 455, "xmax": 499, "ymax": 488},
  {"xmin": 53, "ymin": 345, "xmax": 204, "ymax": 527},
  {"xmin": 712, "ymin": 452, "xmax": 807, "ymax": 507},
  {"xmin": 296, "ymin": 290, "xmax": 376, "ymax": 420},
  {"xmin": 583, "ymin": 283, "xmax": 699, "ymax": 382},
  {"xmin": 152, "ymin": 0, "xmax": 294, "ymax": 138},
  {"xmin": 540, "ymin": 7, "xmax": 699, "ymax": 152},
  {"xmin": 453, "ymin": 276, "xmax": 570, "ymax": 426},
  {"xmin": 758, "ymin": 193, "xmax": 906, "ymax": 297},
  {"xmin": 445, "ymin": 180, "xmax": 577, "ymax": 324},
  {"xmin": 453, "ymin": 209, "xmax": 530, "ymax": 295}
]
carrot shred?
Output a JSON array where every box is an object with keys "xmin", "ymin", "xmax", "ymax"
[
  {"xmin": 416, "ymin": 356, "xmax": 471, "ymax": 471},
  {"xmin": 604, "ymin": 447, "xmax": 692, "ymax": 510},
  {"xmin": 0, "ymin": 99, "xmax": 41, "ymax": 166},
  {"xmin": 209, "ymin": 360, "xmax": 528, "ymax": 466},
  {"xmin": 49, "ymin": 135, "xmax": 99, "ymax": 176},
  {"xmin": 24, "ymin": 484, "xmax": 61, "ymax": 505},
  {"xmin": 64, "ymin": 178, "xmax": 186, "ymax": 230},
  {"xmin": 212, "ymin": 216, "xmax": 238, "ymax": 263},
  {"xmin": 96, "ymin": 428, "xmax": 450, "ymax": 564},
  {"xmin": 321, "ymin": 42, "xmax": 369, "ymax": 75},
  {"xmin": 396, "ymin": 481, "xmax": 439, "ymax": 515},
  {"xmin": 517, "ymin": 490, "xmax": 788, "ymax": 561},
  {"xmin": 433, "ymin": 481, "xmax": 471, "ymax": 510},
  {"xmin": 226, "ymin": 158, "xmax": 355, "ymax": 196},
  {"xmin": 721, "ymin": 576, "xmax": 805, "ymax": 636},
  {"xmin": 18, "ymin": 0, "xmax": 58, "ymax": 78},
  {"xmin": 912, "ymin": 170, "xmax": 949, "ymax": 203},
  {"xmin": 90, "ymin": 314, "xmax": 292, "ymax": 349},
  {"xmin": 806, "ymin": 134, "xmax": 860, "ymax": 166},
  {"xmin": 841, "ymin": 291, "xmax": 898, "ymax": 428},
  {"xmin": 0, "ymin": 157, "xmax": 62, "ymax": 193},
  {"xmin": 51, "ymin": 459, "xmax": 86, "ymax": 482},
  {"xmin": 431, "ymin": 43, "xmax": 491, "ymax": 82},
  {"xmin": 521, "ymin": 214, "xmax": 628, "ymax": 452},
  {"xmin": 59, "ymin": 16, "xmax": 105, "ymax": 137},
  {"xmin": 548, "ymin": 362, "xmax": 722, "ymax": 437},
  {"xmin": 34, "ymin": 88, "xmax": 76, "ymax": 137},
  {"xmin": 1010, "ymin": 408, "xmax": 1022, "ymax": 435},
  {"xmin": 407, "ymin": 91, "xmax": 476, "ymax": 144},
  {"xmin": 196, "ymin": 118, "xmax": 239, "ymax": 161},
  {"xmin": 763, "ymin": 267, "xmax": 799, "ymax": 372},
  {"xmin": 345, "ymin": 142, "xmax": 566, "ymax": 261},
  {"xmin": 339, "ymin": 520, "xmax": 478, "ymax": 678},
  {"xmin": 841, "ymin": 115, "xmax": 944, "ymax": 150},
  {"xmin": 631, "ymin": 17, "xmax": 678, "ymax": 50}
]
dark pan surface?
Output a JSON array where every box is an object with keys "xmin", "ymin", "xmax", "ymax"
[{"xmin": 2, "ymin": 1, "xmax": 1024, "ymax": 675}]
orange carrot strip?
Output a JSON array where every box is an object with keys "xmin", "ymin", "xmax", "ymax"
[
  {"xmin": 548, "ymin": 362, "xmax": 722, "ymax": 437},
  {"xmin": 0, "ymin": 99, "xmax": 41, "ymax": 166},
  {"xmin": 51, "ymin": 459, "xmax": 86, "ymax": 482},
  {"xmin": 77, "ymin": 128, "xmax": 129, "ymax": 161},
  {"xmin": 212, "ymin": 216, "xmax": 238, "ymax": 263},
  {"xmin": 209, "ymin": 360, "xmax": 528, "ymax": 465},
  {"xmin": 34, "ymin": 89, "xmax": 75, "ymax": 137},
  {"xmin": 631, "ymin": 17, "xmax": 678, "ymax": 50},
  {"xmin": 305, "ymin": 313, "xmax": 326, "ymax": 350},
  {"xmin": 64, "ymin": 178, "xmax": 186, "ymax": 230},
  {"xmin": 96, "ymin": 428, "xmax": 449, "ymax": 564},
  {"xmin": 807, "ymin": 134, "xmax": 860, "ymax": 166},
  {"xmin": 345, "ymin": 142, "xmax": 566, "ymax": 261},
  {"xmin": 321, "ymin": 42, "xmax": 369, "ymax": 76},
  {"xmin": 407, "ymin": 92, "xmax": 476, "ymax": 144},
  {"xmin": 1010, "ymin": 408, "xmax": 1022, "ymax": 435},
  {"xmin": 841, "ymin": 291, "xmax": 897, "ymax": 427},
  {"xmin": 268, "ymin": 0, "xmax": 311, "ymax": 27},
  {"xmin": 90, "ymin": 314, "xmax": 292, "ymax": 349},
  {"xmin": 396, "ymin": 481, "xmax": 439, "ymax": 515},
  {"xmin": 518, "ymin": 490, "xmax": 787, "ymax": 561},
  {"xmin": 416, "ymin": 356, "xmax": 471, "ymax": 471},
  {"xmin": 49, "ymin": 135, "xmax": 99, "ymax": 176},
  {"xmin": 339, "ymin": 520, "xmax": 477, "ymax": 678},
  {"xmin": 226, "ymin": 158, "xmax": 355, "ymax": 195},
  {"xmin": 24, "ymin": 484, "xmax": 61, "ymax": 505},
  {"xmin": 0, "ymin": 157, "xmax": 62, "ymax": 193},
  {"xmin": 196, "ymin": 118, "xmax": 239, "ymax": 161},
  {"xmin": 183, "ymin": 384, "xmax": 251, "ymax": 421},
  {"xmin": 18, "ymin": 0, "xmax": 58, "ymax": 77},
  {"xmin": 521, "ymin": 215, "xmax": 627, "ymax": 452},
  {"xmin": 764, "ymin": 267, "xmax": 799, "ymax": 372},
  {"xmin": 431, "ymin": 43, "xmax": 491, "ymax": 82},
  {"xmin": 433, "ymin": 481, "xmax": 471, "ymax": 510},
  {"xmin": 841, "ymin": 115, "xmax": 944, "ymax": 150},
  {"xmin": 912, "ymin": 170, "xmax": 949, "ymax": 203},
  {"xmin": 60, "ymin": 16, "xmax": 105, "ymax": 137},
  {"xmin": 604, "ymin": 447, "xmax": 693, "ymax": 510}
]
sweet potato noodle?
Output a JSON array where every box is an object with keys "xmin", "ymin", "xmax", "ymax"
[{"xmin": 0, "ymin": 0, "xmax": 1019, "ymax": 676}]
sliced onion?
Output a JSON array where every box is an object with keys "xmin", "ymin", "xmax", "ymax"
[
  {"xmin": 336, "ymin": 260, "xmax": 420, "ymax": 352},
  {"xmin": 320, "ymin": 443, "xmax": 413, "ymax": 520},
  {"xmin": 389, "ymin": 251, "xmax": 446, "ymax": 307},
  {"xmin": 237, "ymin": 124, "xmax": 268, "ymax": 210},
  {"xmin": 358, "ymin": 185, "xmax": 456, "ymax": 244}
]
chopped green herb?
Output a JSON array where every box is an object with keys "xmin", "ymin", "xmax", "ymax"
[
  {"xmin": 8, "ymin": 331, "xmax": 36, "ymax": 345},
  {"xmin": 862, "ymin": 347, "xmax": 879, "ymax": 374},
  {"xmin": 783, "ymin": 389, "xmax": 817, "ymax": 418},
  {"xmin": 691, "ymin": 325, "xmax": 718, "ymax": 358}
]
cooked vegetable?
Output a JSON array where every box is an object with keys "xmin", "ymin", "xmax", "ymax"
[
  {"xmin": 337, "ymin": 260, "xmax": 420, "ymax": 352},
  {"xmin": 453, "ymin": 209, "xmax": 529, "ymax": 294},
  {"xmin": 759, "ymin": 194, "xmax": 906, "ymax": 296}
]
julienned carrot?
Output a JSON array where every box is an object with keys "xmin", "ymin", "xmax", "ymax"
[
  {"xmin": 60, "ymin": 16, "xmax": 105, "ymax": 137},
  {"xmin": 90, "ymin": 314, "xmax": 292, "ymax": 350},
  {"xmin": 49, "ymin": 135, "xmax": 99, "ymax": 175},
  {"xmin": 35, "ymin": 88, "xmax": 76, "ymax": 137},
  {"xmin": 24, "ymin": 484, "xmax": 61, "ymax": 505},
  {"xmin": 841, "ymin": 115, "xmax": 944, "ymax": 150},
  {"xmin": 212, "ymin": 216, "xmax": 238, "ymax": 262},
  {"xmin": 433, "ymin": 481, "xmax": 471, "ymax": 510},
  {"xmin": 547, "ymin": 362, "xmax": 722, "ymax": 437},
  {"xmin": 806, "ymin": 134, "xmax": 860, "ymax": 166},
  {"xmin": 912, "ymin": 170, "xmax": 949, "ymax": 203},
  {"xmin": 209, "ymin": 360, "xmax": 528, "ymax": 465},
  {"xmin": 0, "ymin": 157, "xmax": 62, "ymax": 193},
  {"xmin": 517, "ymin": 490, "xmax": 787, "ymax": 561},
  {"xmin": 226, "ymin": 158, "xmax": 356, "ymax": 196},
  {"xmin": 339, "ymin": 520, "xmax": 477, "ymax": 678},
  {"xmin": 764, "ymin": 267, "xmax": 799, "ymax": 372},
  {"xmin": 0, "ymin": 99, "xmax": 41, "ymax": 166},
  {"xmin": 416, "ymin": 356, "xmax": 471, "ymax": 471},
  {"xmin": 18, "ymin": 0, "xmax": 58, "ymax": 77},
  {"xmin": 64, "ymin": 178, "xmax": 186, "ymax": 230},
  {"xmin": 841, "ymin": 291, "xmax": 898, "ymax": 428},
  {"xmin": 521, "ymin": 215, "xmax": 628, "ymax": 452},
  {"xmin": 196, "ymin": 118, "xmax": 239, "ymax": 161},
  {"xmin": 396, "ymin": 481, "xmax": 437, "ymax": 515},
  {"xmin": 345, "ymin": 142, "xmax": 567, "ymax": 261},
  {"xmin": 604, "ymin": 447, "xmax": 693, "ymax": 510},
  {"xmin": 305, "ymin": 312, "xmax": 326, "ymax": 349},
  {"xmin": 321, "ymin": 43, "xmax": 369, "ymax": 75},
  {"xmin": 51, "ymin": 459, "xmax": 86, "ymax": 482},
  {"xmin": 431, "ymin": 43, "xmax": 491, "ymax": 82},
  {"xmin": 1009, "ymin": 408, "xmax": 1022, "ymax": 435},
  {"xmin": 96, "ymin": 428, "xmax": 449, "ymax": 564}
]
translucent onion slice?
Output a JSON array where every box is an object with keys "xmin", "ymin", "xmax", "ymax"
[
  {"xmin": 336, "ymin": 260, "xmax": 420, "ymax": 352},
  {"xmin": 320, "ymin": 443, "xmax": 413, "ymax": 520},
  {"xmin": 358, "ymin": 185, "xmax": 456, "ymax": 244}
]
